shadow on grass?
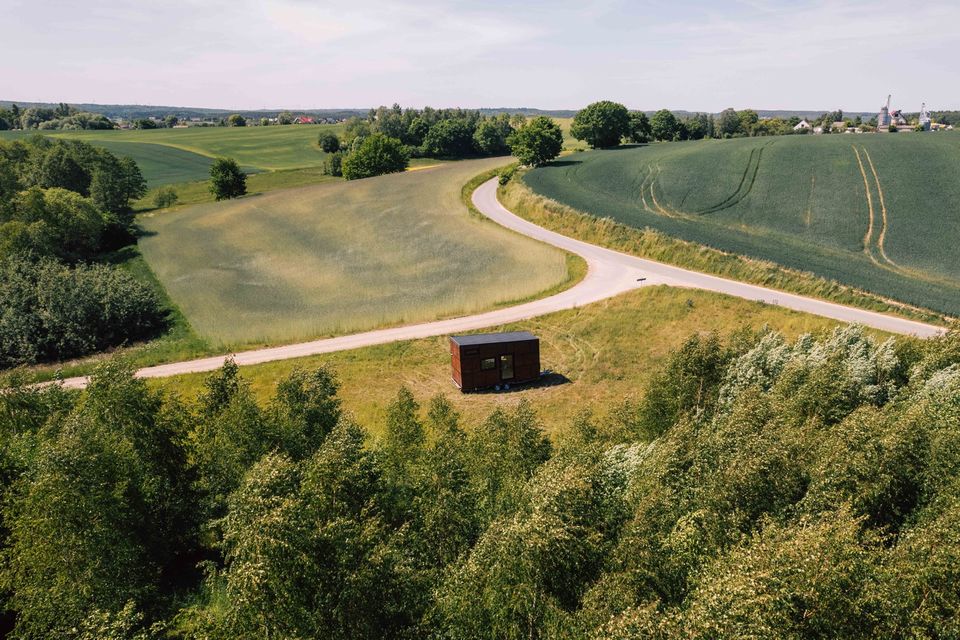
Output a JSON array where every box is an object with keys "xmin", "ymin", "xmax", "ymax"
[{"xmin": 463, "ymin": 370, "xmax": 572, "ymax": 394}]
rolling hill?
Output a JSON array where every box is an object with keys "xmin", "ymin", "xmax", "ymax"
[
  {"xmin": 524, "ymin": 132, "xmax": 960, "ymax": 316},
  {"xmin": 138, "ymin": 158, "xmax": 571, "ymax": 347}
]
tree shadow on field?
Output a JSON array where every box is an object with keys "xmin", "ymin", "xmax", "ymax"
[
  {"xmin": 545, "ymin": 160, "xmax": 582, "ymax": 168},
  {"xmin": 604, "ymin": 143, "xmax": 648, "ymax": 151}
]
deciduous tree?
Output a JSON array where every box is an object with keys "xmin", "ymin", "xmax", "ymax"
[
  {"xmin": 571, "ymin": 100, "xmax": 631, "ymax": 148},
  {"xmin": 506, "ymin": 116, "xmax": 563, "ymax": 167}
]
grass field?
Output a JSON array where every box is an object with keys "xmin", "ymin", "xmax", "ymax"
[
  {"xmin": 553, "ymin": 117, "xmax": 588, "ymax": 152},
  {"xmin": 46, "ymin": 123, "xmax": 342, "ymax": 170},
  {"xmin": 138, "ymin": 157, "xmax": 571, "ymax": 348},
  {"xmin": 153, "ymin": 285, "xmax": 890, "ymax": 436},
  {"xmin": 524, "ymin": 132, "xmax": 960, "ymax": 316}
]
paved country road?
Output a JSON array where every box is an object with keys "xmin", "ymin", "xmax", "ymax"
[{"xmin": 53, "ymin": 177, "xmax": 944, "ymax": 390}]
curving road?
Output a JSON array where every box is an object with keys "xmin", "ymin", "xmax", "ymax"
[{"xmin": 54, "ymin": 177, "xmax": 943, "ymax": 390}]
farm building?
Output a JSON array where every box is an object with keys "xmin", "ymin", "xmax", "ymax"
[
  {"xmin": 793, "ymin": 119, "xmax": 811, "ymax": 131},
  {"xmin": 293, "ymin": 116, "xmax": 315, "ymax": 124},
  {"xmin": 449, "ymin": 331, "xmax": 540, "ymax": 392}
]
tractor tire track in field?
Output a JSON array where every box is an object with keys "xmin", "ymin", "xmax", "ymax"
[
  {"xmin": 861, "ymin": 148, "xmax": 899, "ymax": 268},
  {"xmin": 643, "ymin": 165, "xmax": 681, "ymax": 219},
  {"xmin": 641, "ymin": 141, "xmax": 772, "ymax": 219},
  {"xmin": 696, "ymin": 141, "xmax": 774, "ymax": 215},
  {"xmin": 851, "ymin": 146, "xmax": 952, "ymax": 287},
  {"xmin": 852, "ymin": 145, "xmax": 881, "ymax": 266}
]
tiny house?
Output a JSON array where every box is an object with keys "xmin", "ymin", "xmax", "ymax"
[{"xmin": 449, "ymin": 331, "xmax": 540, "ymax": 392}]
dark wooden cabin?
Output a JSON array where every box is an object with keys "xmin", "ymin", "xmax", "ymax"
[{"xmin": 450, "ymin": 331, "xmax": 540, "ymax": 392}]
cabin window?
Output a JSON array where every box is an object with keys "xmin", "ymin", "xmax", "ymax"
[
  {"xmin": 500, "ymin": 354, "xmax": 514, "ymax": 380},
  {"xmin": 481, "ymin": 357, "xmax": 496, "ymax": 371}
]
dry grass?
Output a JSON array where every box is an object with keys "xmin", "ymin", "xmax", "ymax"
[
  {"xmin": 138, "ymin": 158, "xmax": 571, "ymax": 348},
  {"xmin": 152, "ymin": 286, "xmax": 887, "ymax": 438}
]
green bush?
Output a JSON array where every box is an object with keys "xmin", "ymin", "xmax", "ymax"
[
  {"xmin": 318, "ymin": 131, "xmax": 341, "ymax": 153},
  {"xmin": 341, "ymin": 133, "xmax": 408, "ymax": 180},
  {"xmin": 209, "ymin": 157, "xmax": 247, "ymax": 200},
  {"xmin": 0, "ymin": 258, "xmax": 166, "ymax": 366},
  {"xmin": 322, "ymin": 151, "xmax": 344, "ymax": 177},
  {"xmin": 152, "ymin": 186, "xmax": 178, "ymax": 209}
]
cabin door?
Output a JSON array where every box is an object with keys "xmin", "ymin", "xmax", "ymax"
[{"xmin": 500, "ymin": 354, "xmax": 514, "ymax": 381}]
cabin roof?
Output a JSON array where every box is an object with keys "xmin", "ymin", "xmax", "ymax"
[{"xmin": 450, "ymin": 331, "xmax": 537, "ymax": 347}]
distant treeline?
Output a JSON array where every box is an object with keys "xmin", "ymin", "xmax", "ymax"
[
  {"xmin": 0, "ymin": 102, "xmax": 114, "ymax": 131},
  {"xmin": 0, "ymin": 100, "xmax": 370, "ymax": 124},
  {"xmin": 318, "ymin": 106, "xmax": 534, "ymax": 179}
]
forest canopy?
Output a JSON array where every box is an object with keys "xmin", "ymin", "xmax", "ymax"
[{"xmin": 1, "ymin": 324, "xmax": 959, "ymax": 638}]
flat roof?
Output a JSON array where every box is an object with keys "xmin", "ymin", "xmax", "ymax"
[{"xmin": 449, "ymin": 331, "xmax": 537, "ymax": 347}]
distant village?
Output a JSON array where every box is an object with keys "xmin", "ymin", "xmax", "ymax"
[
  {"xmin": 791, "ymin": 96, "xmax": 953, "ymax": 135},
  {"xmin": 112, "ymin": 112, "xmax": 344, "ymax": 129}
]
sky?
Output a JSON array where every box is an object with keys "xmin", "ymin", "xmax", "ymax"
[{"xmin": 2, "ymin": 0, "xmax": 958, "ymax": 112}]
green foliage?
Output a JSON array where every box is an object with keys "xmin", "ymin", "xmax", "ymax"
[
  {"xmin": 318, "ymin": 130, "xmax": 341, "ymax": 153},
  {"xmin": 1, "ymin": 136, "xmax": 149, "ymax": 214},
  {"xmin": 472, "ymin": 115, "xmax": 515, "ymax": 155},
  {"xmin": 341, "ymin": 133, "xmax": 409, "ymax": 180},
  {"xmin": 650, "ymin": 109, "xmax": 680, "ymax": 141},
  {"xmin": 422, "ymin": 119, "xmax": 475, "ymax": 157},
  {"xmin": 5, "ymin": 326, "xmax": 960, "ymax": 636},
  {"xmin": 226, "ymin": 114, "xmax": 246, "ymax": 127},
  {"xmin": 468, "ymin": 401, "xmax": 552, "ymax": 523},
  {"xmin": 322, "ymin": 150, "xmax": 344, "ymax": 176},
  {"xmin": 682, "ymin": 509, "xmax": 882, "ymax": 638},
  {"xmin": 627, "ymin": 112, "xmax": 652, "ymax": 143},
  {"xmin": 208, "ymin": 157, "xmax": 246, "ymax": 200},
  {"xmin": 90, "ymin": 154, "xmax": 147, "ymax": 215},
  {"xmin": 507, "ymin": 116, "xmax": 564, "ymax": 167},
  {"xmin": 152, "ymin": 185, "xmax": 178, "ymax": 208},
  {"xmin": 636, "ymin": 332, "xmax": 732, "ymax": 438},
  {"xmin": 2, "ymin": 361, "xmax": 196, "ymax": 639},
  {"xmin": 717, "ymin": 107, "xmax": 742, "ymax": 137},
  {"xmin": 0, "ymin": 257, "xmax": 166, "ymax": 366},
  {"xmin": 571, "ymin": 100, "xmax": 631, "ymax": 148},
  {"xmin": 1, "ymin": 187, "xmax": 108, "ymax": 262}
]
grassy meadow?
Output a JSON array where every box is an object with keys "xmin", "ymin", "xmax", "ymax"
[
  {"xmin": 138, "ymin": 157, "xmax": 572, "ymax": 348},
  {"xmin": 553, "ymin": 116, "xmax": 588, "ymax": 151},
  {"xmin": 153, "ymin": 285, "xmax": 889, "ymax": 436},
  {"xmin": 1, "ymin": 123, "xmax": 343, "ymax": 189},
  {"xmin": 524, "ymin": 132, "xmax": 960, "ymax": 316}
]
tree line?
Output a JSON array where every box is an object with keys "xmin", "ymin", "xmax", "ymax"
[
  {"xmin": 0, "ymin": 136, "xmax": 165, "ymax": 366},
  {"xmin": 0, "ymin": 103, "xmax": 114, "ymax": 131},
  {"xmin": 316, "ymin": 105, "xmax": 566, "ymax": 178},
  {"xmin": 1, "ymin": 324, "xmax": 959, "ymax": 638}
]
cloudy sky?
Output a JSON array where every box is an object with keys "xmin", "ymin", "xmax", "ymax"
[{"xmin": 3, "ymin": 0, "xmax": 957, "ymax": 112}]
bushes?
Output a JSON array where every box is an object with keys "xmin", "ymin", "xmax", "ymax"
[
  {"xmin": 318, "ymin": 131, "xmax": 341, "ymax": 153},
  {"xmin": 209, "ymin": 157, "xmax": 246, "ymax": 200},
  {"xmin": 152, "ymin": 186, "xmax": 178, "ymax": 209},
  {"xmin": 0, "ymin": 258, "xmax": 166, "ymax": 366},
  {"xmin": 1, "ymin": 187, "xmax": 110, "ymax": 263},
  {"xmin": 5, "ymin": 327, "xmax": 960, "ymax": 637},
  {"xmin": 341, "ymin": 134, "xmax": 408, "ymax": 180},
  {"xmin": 322, "ymin": 150, "xmax": 344, "ymax": 177}
]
